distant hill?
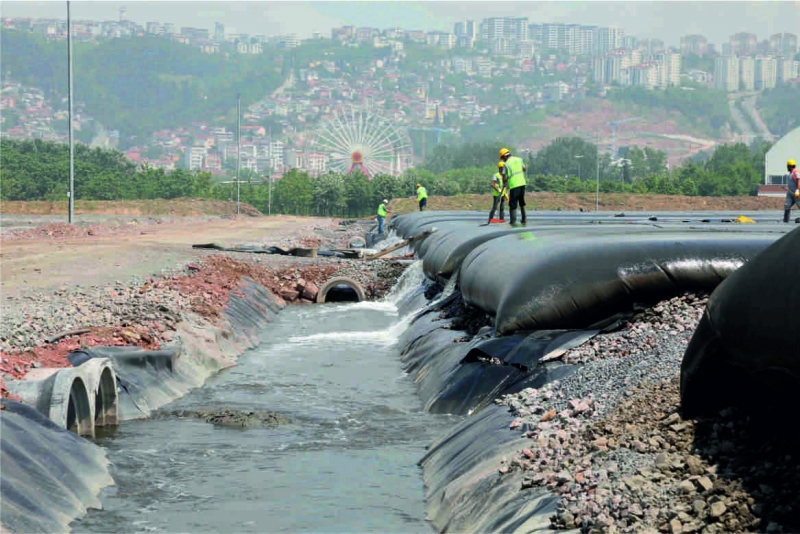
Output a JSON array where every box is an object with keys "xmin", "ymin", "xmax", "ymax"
[
  {"xmin": 757, "ymin": 85, "xmax": 800, "ymax": 138},
  {"xmin": 0, "ymin": 30, "xmax": 283, "ymax": 148},
  {"xmin": 461, "ymin": 96, "xmax": 728, "ymax": 167}
]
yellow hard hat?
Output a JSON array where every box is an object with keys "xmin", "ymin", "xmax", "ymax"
[
  {"xmin": 499, "ymin": 148, "xmax": 510, "ymax": 158},
  {"xmin": 789, "ymin": 159, "xmax": 797, "ymax": 167},
  {"xmin": 498, "ymin": 161, "xmax": 505, "ymax": 168},
  {"xmin": 416, "ymin": 183, "xmax": 421, "ymax": 187}
]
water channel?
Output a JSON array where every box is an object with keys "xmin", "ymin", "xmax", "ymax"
[{"xmin": 72, "ymin": 265, "xmax": 456, "ymax": 533}]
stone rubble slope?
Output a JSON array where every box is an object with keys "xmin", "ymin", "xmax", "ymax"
[{"xmin": 498, "ymin": 292, "xmax": 799, "ymax": 534}]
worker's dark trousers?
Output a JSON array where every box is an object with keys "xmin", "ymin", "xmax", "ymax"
[
  {"xmin": 509, "ymin": 186, "xmax": 526, "ymax": 225},
  {"xmin": 419, "ymin": 198, "xmax": 427, "ymax": 211},
  {"xmin": 377, "ymin": 216, "xmax": 385, "ymax": 234},
  {"xmin": 488, "ymin": 195, "xmax": 505, "ymax": 221},
  {"xmin": 784, "ymin": 192, "xmax": 798, "ymax": 223}
]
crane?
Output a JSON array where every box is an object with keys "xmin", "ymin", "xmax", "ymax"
[{"xmin": 607, "ymin": 117, "xmax": 639, "ymax": 160}]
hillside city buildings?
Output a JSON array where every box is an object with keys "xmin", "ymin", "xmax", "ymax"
[{"xmin": 2, "ymin": 12, "xmax": 799, "ymax": 177}]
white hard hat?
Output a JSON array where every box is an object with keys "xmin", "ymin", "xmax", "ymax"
[{"xmin": 383, "ymin": 199, "xmax": 388, "ymax": 203}]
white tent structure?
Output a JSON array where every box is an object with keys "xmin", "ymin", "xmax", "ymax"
[{"xmin": 765, "ymin": 126, "xmax": 800, "ymax": 185}]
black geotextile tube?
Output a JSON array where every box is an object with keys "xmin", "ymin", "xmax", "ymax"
[
  {"xmin": 392, "ymin": 213, "xmax": 485, "ymax": 238},
  {"xmin": 460, "ymin": 230, "xmax": 782, "ymax": 334},
  {"xmin": 0, "ymin": 400, "xmax": 112, "ymax": 534},
  {"xmin": 681, "ymin": 226, "xmax": 800, "ymax": 418},
  {"xmin": 391, "ymin": 210, "xmax": 782, "ymax": 239},
  {"xmin": 419, "ymin": 402, "xmax": 559, "ymax": 533},
  {"xmin": 421, "ymin": 223, "xmax": 666, "ymax": 282}
]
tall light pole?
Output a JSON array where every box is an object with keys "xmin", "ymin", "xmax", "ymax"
[
  {"xmin": 236, "ymin": 93, "xmax": 241, "ymax": 216},
  {"xmin": 67, "ymin": 1, "xmax": 75, "ymax": 224},
  {"xmin": 595, "ymin": 133, "xmax": 601, "ymax": 212}
]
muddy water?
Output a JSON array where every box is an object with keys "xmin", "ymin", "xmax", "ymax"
[{"xmin": 72, "ymin": 270, "xmax": 454, "ymax": 533}]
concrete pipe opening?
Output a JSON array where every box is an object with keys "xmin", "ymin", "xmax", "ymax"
[
  {"xmin": 95, "ymin": 366, "xmax": 119, "ymax": 427},
  {"xmin": 316, "ymin": 276, "xmax": 366, "ymax": 304},
  {"xmin": 65, "ymin": 377, "xmax": 94, "ymax": 438}
]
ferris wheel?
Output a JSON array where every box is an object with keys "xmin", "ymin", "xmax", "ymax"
[{"xmin": 303, "ymin": 108, "xmax": 413, "ymax": 177}]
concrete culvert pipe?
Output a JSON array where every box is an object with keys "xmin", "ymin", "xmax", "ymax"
[
  {"xmin": 54, "ymin": 372, "xmax": 94, "ymax": 438},
  {"xmin": 316, "ymin": 276, "xmax": 366, "ymax": 303},
  {"xmin": 81, "ymin": 358, "xmax": 119, "ymax": 428}
]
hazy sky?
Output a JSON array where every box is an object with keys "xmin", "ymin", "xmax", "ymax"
[{"xmin": 2, "ymin": 1, "xmax": 799, "ymax": 47}]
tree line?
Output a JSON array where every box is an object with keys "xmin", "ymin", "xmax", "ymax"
[{"xmin": 0, "ymin": 138, "xmax": 773, "ymax": 217}]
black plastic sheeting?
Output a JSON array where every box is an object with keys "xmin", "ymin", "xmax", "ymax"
[
  {"xmin": 399, "ymin": 301, "xmax": 585, "ymax": 416},
  {"xmin": 1, "ymin": 400, "xmax": 113, "ymax": 533},
  {"xmin": 460, "ymin": 230, "xmax": 781, "ymax": 334},
  {"xmin": 419, "ymin": 402, "xmax": 559, "ymax": 533},
  {"xmin": 192, "ymin": 243, "xmax": 351, "ymax": 258},
  {"xmin": 68, "ymin": 346, "xmax": 186, "ymax": 419},
  {"xmin": 681, "ymin": 227, "xmax": 800, "ymax": 418}
]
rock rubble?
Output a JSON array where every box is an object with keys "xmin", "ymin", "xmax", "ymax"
[{"xmin": 496, "ymin": 292, "xmax": 799, "ymax": 533}]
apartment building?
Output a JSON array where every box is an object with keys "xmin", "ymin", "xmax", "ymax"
[
  {"xmin": 739, "ymin": 56, "xmax": 755, "ymax": 90},
  {"xmin": 714, "ymin": 56, "xmax": 740, "ymax": 92},
  {"xmin": 185, "ymin": 145, "xmax": 206, "ymax": 170},
  {"xmin": 777, "ymin": 58, "xmax": 800, "ymax": 84},
  {"xmin": 596, "ymin": 26, "xmax": 625, "ymax": 54},
  {"xmin": 729, "ymin": 32, "xmax": 757, "ymax": 55},
  {"xmin": 653, "ymin": 52, "xmax": 681, "ymax": 87},
  {"xmin": 770, "ymin": 33, "xmax": 798, "ymax": 58},
  {"xmin": 479, "ymin": 17, "xmax": 529, "ymax": 42},
  {"xmin": 680, "ymin": 34, "xmax": 708, "ymax": 56},
  {"xmin": 755, "ymin": 57, "xmax": 777, "ymax": 90}
]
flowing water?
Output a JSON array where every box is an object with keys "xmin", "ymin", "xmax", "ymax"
[{"xmin": 73, "ymin": 264, "xmax": 456, "ymax": 533}]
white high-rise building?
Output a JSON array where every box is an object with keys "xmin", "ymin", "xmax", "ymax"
[
  {"xmin": 596, "ymin": 26, "xmax": 625, "ymax": 54},
  {"xmin": 714, "ymin": 56, "xmax": 740, "ymax": 92},
  {"xmin": 653, "ymin": 52, "xmax": 681, "ymax": 87},
  {"xmin": 755, "ymin": 57, "xmax": 777, "ymax": 90},
  {"xmin": 777, "ymin": 58, "xmax": 799, "ymax": 84},
  {"xmin": 739, "ymin": 57, "xmax": 755, "ymax": 91}
]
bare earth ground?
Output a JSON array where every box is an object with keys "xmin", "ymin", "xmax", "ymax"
[{"xmin": 0, "ymin": 213, "xmax": 314, "ymax": 299}]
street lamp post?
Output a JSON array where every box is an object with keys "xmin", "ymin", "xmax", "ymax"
[
  {"xmin": 595, "ymin": 133, "xmax": 601, "ymax": 212},
  {"xmin": 236, "ymin": 93, "xmax": 241, "ymax": 216},
  {"xmin": 67, "ymin": 1, "xmax": 75, "ymax": 224}
]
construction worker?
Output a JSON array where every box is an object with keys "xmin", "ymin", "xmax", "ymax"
[
  {"xmin": 376, "ymin": 199, "xmax": 390, "ymax": 234},
  {"xmin": 784, "ymin": 159, "xmax": 800, "ymax": 223},
  {"xmin": 499, "ymin": 147, "xmax": 528, "ymax": 226},
  {"xmin": 415, "ymin": 183, "xmax": 428, "ymax": 211},
  {"xmin": 487, "ymin": 161, "xmax": 508, "ymax": 223}
]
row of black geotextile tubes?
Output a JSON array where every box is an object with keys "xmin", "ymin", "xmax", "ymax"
[{"xmin": 387, "ymin": 210, "xmax": 797, "ymax": 532}]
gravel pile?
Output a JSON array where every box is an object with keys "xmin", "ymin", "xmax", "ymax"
[{"xmin": 494, "ymin": 292, "xmax": 795, "ymax": 533}]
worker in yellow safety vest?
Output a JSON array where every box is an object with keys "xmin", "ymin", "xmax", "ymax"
[
  {"xmin": 376, "ymin": 199, "xmax": 391, "ymax": 234},
  {"xmin": 415, "ymin": 183, "xmax": 428, "ymax": 211},
  {"xmin": 499, "ymin": 147, "xmax": 528, "ymax": 226},
  {"xmin": 487, "ymin": 161, "xmax": 509, "ymax": 223}
]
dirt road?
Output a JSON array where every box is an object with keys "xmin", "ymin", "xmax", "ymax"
[{"xmin": 0, "ymin": 215, "xmax": 322, "ymax": 299}]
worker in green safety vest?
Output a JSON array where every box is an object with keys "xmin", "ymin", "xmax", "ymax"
[
  {"xmin": 376, "ymin": 199, "xmax": 391, "ymax": 234},
  {"xmin": 415, "ymin": 183, "xmax": 428, "ymax": 211},
  {"xmin": 487, "ymin": 161, "xmax": 509, "ymax": 223},
  {"xmin": 499, "ymin": 147, "xmax": 528, "ymax": 226}
]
